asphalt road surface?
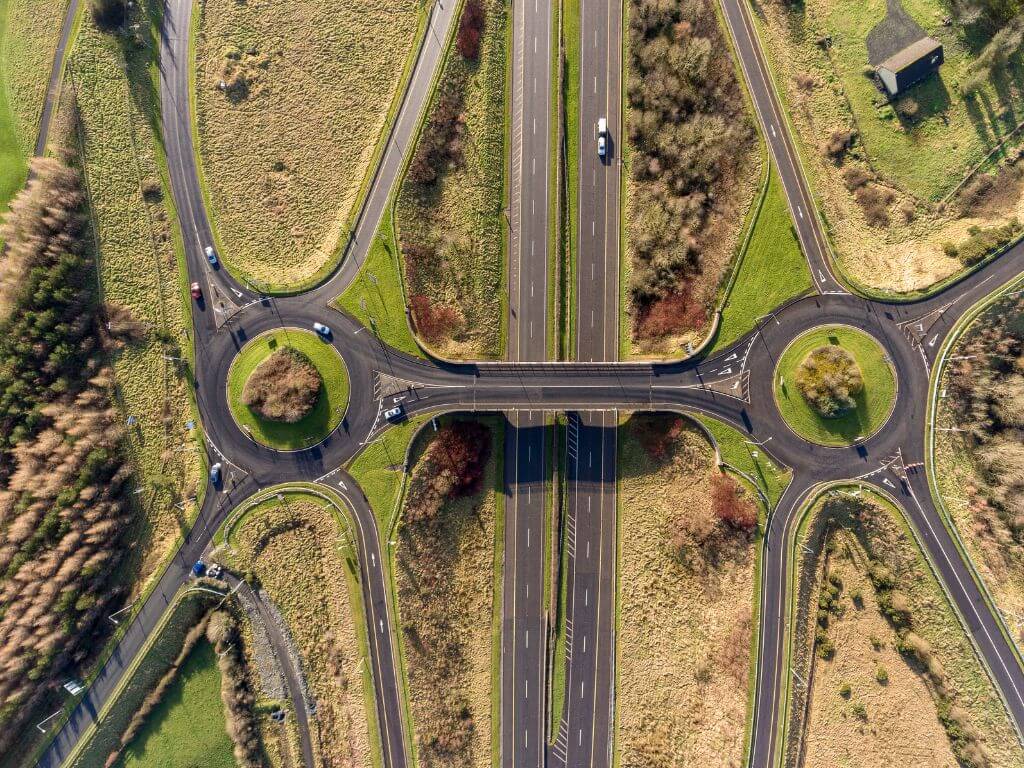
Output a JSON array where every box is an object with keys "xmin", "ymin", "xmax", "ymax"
[
  {"xmin": 550, "ymin": 0, "xmax": 623, "ymax": 765},
  {"xmin": 27, "ymin": 0, "xmax": 1024, "ymax": 766},
  {"xmin": 502, "ymin": 0, "xmax": 555, "ymax": 765}
]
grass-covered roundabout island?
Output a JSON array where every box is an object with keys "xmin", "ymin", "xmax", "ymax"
[
  {"xmin": 227, "ymin": 329, "xmax": 349, "ymax": 450},
  {"xmin": 773, "ymin": 325, "xmax": 896, "ymax": 447}
]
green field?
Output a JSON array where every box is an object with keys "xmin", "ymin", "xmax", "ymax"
[
  {"xmin": 712, "ymin": 169, "xmax": 811, "ymax": 353},
  {"xmin": 335, "ymin": 208, "xmax": 423, "ymax": 359},
  {"xmin": 774, "ymin": 326, "xmax": 896, "ymax": 446},
  {"xmin": 228, "ymin": 329, "xmax": 349, "ymax": 450},
  {"xmin": 117, "ymin": 641, "xmax": 234, "ymax": 768}
]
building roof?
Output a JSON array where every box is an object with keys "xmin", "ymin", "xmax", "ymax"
[{"xmin": 877, "ymin": 36, "xmax": 942, "ymax": 73}]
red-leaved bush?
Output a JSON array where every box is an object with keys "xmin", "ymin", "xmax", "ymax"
[
  {"xmin": 410, "ymin": 294, "xmax": 464, "ymax": 344},
  {"xmin": 711, "ymin": 473, "xmax": 757, "ymax": 531},
  {"xmin": 636, "ymin": 287, "xmax": 707, "ymax": 339},
  {"xmin": 456, "ymin": 0, "xmax": 486, "ymax": 60},
  {"xmin": 630, "ymin": 412, "xmax": 685, "ymax": 461},
  {"xmin": 404, "ymin": 421, "xmax": 492, "ymax": 524}
]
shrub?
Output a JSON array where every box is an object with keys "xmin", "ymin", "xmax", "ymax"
[
  {"xmin": 952, "ymin": 218, "xmax": 1022, "ymax": 265},
  {"xmin": 456, "ymin": 0, "xmax": 486, "ymax": 60},
  {"xmin": 409, "ymin": 294, "xmax": 465, "ymax": 343},
  {"xmin": 824, "ymin": 130, "xmax": 855, "ymax": 164},
  {"xmin": 795, "ymin": 345, "xmax": 864, "ymax": 417},
  {"xmin": 854, "ymin": 183, "xmax": 894, "ymax": 227},
  {"xmin": 407, "ymin": 89, "xmax": 466, "ymax": 185},
  {"xmin": 875, "ymin": 664, "xmax": 889, "ymax": 684},
  {"xmin": 839, "ymin": 681, "xmax": 852, "ymax": 697},
  {"xmin": 851, "ymin": 701, "xmax": 868, "ymax": 720},
  {"xmin": 241, "ymin": 347, "xmax": 322, "ymax": 423},
  {"xmin": 710, "ymin": 473, "xmax": 758, "ymax": 530},
  {"xmin": 404, "ymin": 421, "xmax": 492, "ymax": 524},
  {"xmin": 841, "ymin": 165, "xmax": 871, "ymax": 191},
  {"xmin": 630, "ymin": 412, "xmax": 685, "ymax": 461},
  {"xmin": 634, "ymin": 288, "xmax": 707, "ymax": 339},
  {"xmin": 625, "ymin": 0, "xmax": 754, "ymax": 335}
]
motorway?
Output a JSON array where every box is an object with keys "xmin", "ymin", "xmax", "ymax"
[
  {"xmin": 501, "ymin": 0, "xmax": 554, "ymax": 763},
  {"xmin": 28, "ymin": 0, "xmax": 1024, "ymax": 767},
  {"xmin": 550, "ymin": 0, "xmax": 622, "ymax": 765}
]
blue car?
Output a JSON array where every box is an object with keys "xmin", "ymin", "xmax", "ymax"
[
  {"xmin": 204, "ymin": 245, "xmax": 218, "ymax": 265},
  {"xmin": 192, "ymin": 560, "xmax": 206, "ymax": 578},
  {"xmin": 210, "ymin": 462, "xmax": 222, "ymax": 485}
]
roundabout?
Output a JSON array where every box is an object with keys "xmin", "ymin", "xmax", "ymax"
[
  {"xmin": 227, "ymin": 329, "xmax": 349, "ymax": 451},
  {"xmin": 772, "ymin": 324, "xmax": 897, "ymax": 447}
]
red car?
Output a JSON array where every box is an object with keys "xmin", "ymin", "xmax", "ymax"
[{"xmin": 190, "ymin": 281, "xmax": 202, "ymax": 300}]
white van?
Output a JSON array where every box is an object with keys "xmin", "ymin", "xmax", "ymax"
[{"xmin": 597, "ymin": 117, "xmax": 608, "ymax": 157}]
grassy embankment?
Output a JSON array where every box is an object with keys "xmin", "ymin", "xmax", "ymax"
[
  {"xmin": 60, "ymin": 2, "xmax": 202, "ymax": 590},
  {"xmin": 0, "ymin": 0, "xmax": 71, "ymax": 211},
  {"xmin": 711, "ymin": 169, "xmax": 812, "ymax": 354},
  {"xmin": 395, "ymin": 0, "xmax": 508, "ymax": 360},
  {"xmin": 755, "ymin": 0, "xmax": 1024, "ymax": 293},
  {"xmin": 225, "ymin": 493, "xmax": 377, "ymax": 768},
  {"xmin": 335, "ymin": 208, "xmax": 424, "ymax": 359},
  {"xmin": 934, "ymin": 290, "xmax": 1024, "ymax": 657},
  {"xmin": 193, "ymin": 0, "xmax": 420, "ymax": 291},
  {"xmin": 227, "ymin": 329, "xmax": 349, "ymax": 450},
  {"xmin": 616, "ymin": 414, "xmax": 760, "ymax": 767},
  {"xmin": 116, "ymin": 641, "xmax": 234, "ymax": 768},
  {"xmin": 560, "ymin": 0, "xmax": 580, "ymax": 358},
  {"xmin": 392, "ymin": 417, "xmax": 502, "ymax": 767},
  {"xmin": 693, "ymin": 414, "xmax": 792, "ymax": 509},
  {"xmin": 785, "ymin": 490, "xmax": 1024, "ymax": 767},
  {"xmin": 774, "ymin": 325, "xmax": 896, "ymax": 446}
]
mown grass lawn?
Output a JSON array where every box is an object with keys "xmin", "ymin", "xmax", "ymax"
[
  {"xmin": 347, "ymin": 413, "xmax": 431, "ymax": 530},
  {"xmin": 711, "ymin": 169, "xmax": 811, "ymax": 354},
  {"xmin": 117, "ymin": 641, "xmax": 234, "ymax": 768},
  {"xmin": 228, "ymin": 329, "xmax": 349, "ymax": 450},
  {"xmin": 774, "ymin": 326, "xmax": 896, "ymax": 446},
  {"xmin": 335, "ymin": 208, "xmax": 424, "ymax": 359}
]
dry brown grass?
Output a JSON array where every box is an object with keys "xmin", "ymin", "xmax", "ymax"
[
  {"xmin": 786, "ymin": 495, "xmax": 1024, "ymax": 768},
  {"xmin": 756, "ymin": 0, "xmax": 1024, "ymax": 293},
  {"xmin": 195, "ymin": 0, "xmax": 420, "ymax": 288},
  {"xmin": 241, "ymin": 348, "xmax": 321, "ymax": 423},
  {"xmin": 617, "ymin": 415, "xmax": 757, "ymax": 768},
  {"xmin": 228, "ymin": 497, "xmax": 373, "ymax": 768},
  {"xmin": 799, "ymin": 543, "xmax": 960, "ymax": 767},
  {"xmin": 395, "ymin": 420, "xmax": 498, "ymax": 767}
]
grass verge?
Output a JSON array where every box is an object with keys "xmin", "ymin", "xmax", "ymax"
[
  {"xmin": 394, "ymin": 0, "xmax": 509, "ymax": 359},
  {"xmin": 783, "ymin": 488, "xmax": 1023, "ymax": 767},
  {"xmin": 391, "ymin": 416, "xmax": 502, "ymax": 767},
  {"xmin": 773, "ymin": 325, "xmax": 896, "ymax": 446},
  {"xmin": 334, "ymin": 207, "xmax": 424, "ymax": 359},
  {"xmin": 227, "ymin": 329, "xmax": 348, "ymax": 450},
  {"xmin": 692, "ymin": 414, "xmax": 792, "ymax": 510},
  {"xmin": 615, "ymin": 414, "xmax": 759, "ymax": 766},
  {"xmin": 710, "ymin": 168, "xmax": 812, "ymax": 354}
]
